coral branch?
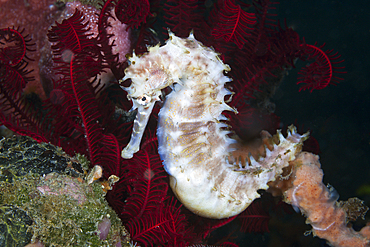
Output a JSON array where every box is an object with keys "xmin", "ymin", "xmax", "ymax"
[{"xmin": 284, "ymin": 152, "xmax": 370, "ymax": 246}]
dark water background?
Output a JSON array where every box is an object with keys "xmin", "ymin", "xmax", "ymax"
[
  {"xmin": 226, "ymin": 1, "xmax": 370, "ymax": 246},
  {"xmin": 263, "ymin": 1, "xmax": 368, "ymax": 246},
  {"xmin": 275, "ymin": 0, "xmax": 370, "ymax": 202}
]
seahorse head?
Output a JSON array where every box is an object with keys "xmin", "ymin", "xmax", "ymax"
[
  {"xmin": 120, "ymin": 31, "xmax": 211, "ymax": 158},
  {"xmin": 121, "ymin": 51, "xmax": 171, "ymax": 109},
  {"xmin": 120, "ymin": 37, "xmax": 177, "ymax": 158},
  {"xmin": 121, "ymin": 31, "xmax": 197, "ymax": 106}
]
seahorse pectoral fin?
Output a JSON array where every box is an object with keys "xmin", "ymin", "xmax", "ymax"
[{"xmin": 121, "ymin": 101, "xmax": 156, "ymax": 159}]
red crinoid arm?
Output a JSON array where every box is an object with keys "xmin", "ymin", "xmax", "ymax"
[
  {"xmin": 164, "ymin": 0, "xmax": 206, "ymax": 37},
  {"xmin": 48, "ymin": 9, "xmax": 94, "ymax": 55},
  {"xmin": 114, "ymin": 0, "xmax": 150, "ymax": 29},
  {"xmin": 47, "ymin": 9, "xmax": 122, "ymax": 171},
  {"xmin": 297, "ymin": 42, "xmax": 346, "ymax": 92},
  {"xmin": 68, "ymin": 53, "xmax": 118, "ymax": 169},
  {"xmin": 200, "ymin": 216, "xmax": 237, "ymax": 239},
  {"xmin": 121, "ymin": 141, "xmax": 168, "ymax": 219},
  {"xmin": 211, "ymin": 0, "xmax": 257, "ymax": 49},
  {"xmin": 0, "ymin": 27, "xmax": 35, "ymax": 93},
  {"xmin": 238, "ymin": 200, "xmax": 270, "ymax": 233},
  {"xmin": 0, "ymin": 60, "xmax": 34, "ymax": 94},
  {"xmin": 0, "ymin": 26, "xmax": 45, "ymax": 140},
  {"xmin": 97, "ymin": 0, "xmax": 129, "ymax": 79},
  {"xmin": 0, "ymin": 84, "xmax": 47, "ymax": 143},
  {"xmin": 0, "ymin": 27, "xmax": 35, "ymax": 66},
  {"xmin": 69, "ymin": 54, "xmax": 102, "ymax": 165},
  {"xmin": 121, "ymin": 136, "xmax": 191, "ymax": 246},
  {"xmin": 126, "ymin": 199, "xmax": 189, "ymax": 246}
]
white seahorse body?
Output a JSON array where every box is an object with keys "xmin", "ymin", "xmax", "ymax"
[{"xmin": 121, "ymin": 32, "xmax": 308, "ymax": 219}]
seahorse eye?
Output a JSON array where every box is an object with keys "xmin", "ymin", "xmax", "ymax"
[{"xmin": 137, "ymin": 94, "xmax": 151, "ymax": 106}]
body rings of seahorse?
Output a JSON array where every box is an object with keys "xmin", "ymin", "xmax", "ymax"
[{"xmin": 121, "ymin": 32, "xmax": 308, "ymax": 219}]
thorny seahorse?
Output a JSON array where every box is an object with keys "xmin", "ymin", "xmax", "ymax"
[{"xmin": 120, "ymin": 32, "xmax": 308, "ymax": 219}]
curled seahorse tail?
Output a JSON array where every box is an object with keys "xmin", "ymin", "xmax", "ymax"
[{"xmin": 166, "ymin": 125, "xmax": 308, "ymax": 219}]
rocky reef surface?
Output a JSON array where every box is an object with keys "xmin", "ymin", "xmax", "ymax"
[{"xmin": 0, "ymin": 136, "xmax": 130, "ymax": 247}]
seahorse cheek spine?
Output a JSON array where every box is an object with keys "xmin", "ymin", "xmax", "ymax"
[{"xmin": 122, "ymin": 33, "xmax": 308, "ymax": 219}]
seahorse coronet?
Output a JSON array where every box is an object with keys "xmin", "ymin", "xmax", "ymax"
[{"xmin": 121, "ymin": 32, "xmax": 308, "ymax": 219}]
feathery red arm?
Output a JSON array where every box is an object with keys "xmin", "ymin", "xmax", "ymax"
[
  {"xmin": 297, "ymin": 42, "xmax": 345, "ymax": 92},
  {"xmin": 211, "ymin": 0, "xmax": 257, "ymax": 49}
]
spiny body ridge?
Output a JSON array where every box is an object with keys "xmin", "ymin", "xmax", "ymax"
[{"xmin": 121, "ymin": 32, "xmax": 308, "ymax": 219}]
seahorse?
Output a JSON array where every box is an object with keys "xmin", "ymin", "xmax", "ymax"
[{"xmin": 120, "ymin": 32, "xmax": 308, "ymax": 219}]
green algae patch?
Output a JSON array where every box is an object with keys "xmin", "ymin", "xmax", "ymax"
[{"xmin": 0, "ymin": 136, "xmax": 130, "ymax": 247}]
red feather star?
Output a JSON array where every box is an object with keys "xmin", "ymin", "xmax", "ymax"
[{"xmin": 0, "ymin": 0, "xmax": 345, "ymax": 246}]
